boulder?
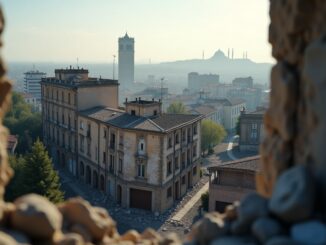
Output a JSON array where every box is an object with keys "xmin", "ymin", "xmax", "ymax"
[
  {"xmin": 231, "ymin": 193, "xmax": 269, "ymax": 235},
  {"xmin": 211, "ymin": 236, "xmax": 257, "ymax": 245},
  {"xmin": 269, "ymin": 165, "xmax": 315, "ymax": 223},
  {"xmin": 291, "ymin": 220, "xmax": 326, "ymax": 244},
  {"xmin": 55, "ymin": 233, "xmax": 84, "ymax": 245},
  {"xmin": 266, "ymin": 236, "xmax": 297, "ymax": 245},
  {"xmin": 11, "ymin": 194, "xmax": 62, "ymax": 239},
  {"xmin": 120, "ymin": 230, "xmax": 140, "ymax": 243},
  {"xmin": 190, "ymin": 212, "xmax": 229, "ymax": 245},
  {"xmin": 58, "ymin": 198, "xmax": 115, "ymax": 241},
  {"xmin": 252, "ymin": 217, "xmax": 284, "ymax": 243},
  {"xmin": 0, "ymin": 231, "xmax": 18, "ymax": 245}
]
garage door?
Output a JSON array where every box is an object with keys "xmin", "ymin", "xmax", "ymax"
[{"xmin": 130, "ymin": 188, "xmax": 152, "ymax": 210}]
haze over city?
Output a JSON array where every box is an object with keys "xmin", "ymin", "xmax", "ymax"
[
  {"xmin": 2, "ymin": 0, "xmax": 272, "ymax": 63},
  {"xmin": 3, "ymin": 1, "xmax": 324, "ymax": 243}
]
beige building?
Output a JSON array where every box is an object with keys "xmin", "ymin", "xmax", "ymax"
[
  {"xmin": 78, "ymin": 98, "xmax": 204, "ymax": 213},
  {"xmin": 208, "ymin": 155, "xmax": 260, "ymax": 212},
  {"xmin": 41, "ymin": 68, "xmax": 204, "ymax": 213},
  {"xmin": 239, "ymin": 108, "xmax": 265, "ymax": 152},
  {"xmin": 191, "ymin": 98, "xmax": 246, "ymax": 131},
  {"xmin": 41, "ymin": 67, "xmax": 119, "ymax": 176}
]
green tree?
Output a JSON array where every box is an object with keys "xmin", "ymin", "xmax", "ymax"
[
  {"xmin": 5, "ymin": 155, "xmax": 28, "ymax": 202},
  {"xmin": 201, "ymin": 191, "xmax": 209, "ymax": 211},
  {"xmin": 4, "ymin": 91, "xmax": 42, "ymax": 153},
  {"xmin": 167, "ymin": 101, "xmax": 187, "ymax": 114},
  {"xmin": 201, "ymin": 119, "xmax": 226, "ymax": 156},
  {"xmin": 235, "ymin": 117, "xmax": 240, "ymax": 136},
  {"xmin": 24, "ymin": 139, "xmax": 64, "ymax": 203}
]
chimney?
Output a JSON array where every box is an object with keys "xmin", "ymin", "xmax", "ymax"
[
  {"xmin": 135, "ymin": 97, "xmax": 138, "ymax": 102},
  {"xmin": 138, "ymin": 97, "xmax": 141, "ymax": 102},
  {"xmin": 125, "ymin": 98, "xmax": 128, "ymax": 103}
]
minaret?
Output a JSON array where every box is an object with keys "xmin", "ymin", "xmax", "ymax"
[{"xmin": 118, "ymin": 32, "xmax": 135, "ymax": 88}]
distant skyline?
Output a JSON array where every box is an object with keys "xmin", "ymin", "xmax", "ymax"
[{"xmin": 1, "ymin": 0, "xmax": 273, "ymax": 63}]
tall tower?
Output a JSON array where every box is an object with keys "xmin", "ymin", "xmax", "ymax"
[{"xmin": 118, "ymin": 33, "xmax": 134, "ymax": 88}]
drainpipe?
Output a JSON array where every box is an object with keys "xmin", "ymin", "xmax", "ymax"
[
  {"xmin": 97, "ymin": 121, "xmax": 100, "ymax": 188},
  {"xmin": 172, "ymin": 130, "xmax": 176, "ymax": 203}
]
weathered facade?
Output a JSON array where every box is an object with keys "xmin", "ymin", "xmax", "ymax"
[
  {"xmin": 41, "ymin": 68, "xmax": 203, "ymax": 213},
  {"xmin": 78, "ymin": 99, "xmax": 203, "ymax": 213},
  {"xmin": 208, "ymin": 156, "xmax": 260, "ymax": 212},
  {"xmin": 41, "ymin": 68, "xmax": 119, "ymax": 176},
  {"xmin": 239, "ymin": 108, "xmax": 265, "ymax": 152}
]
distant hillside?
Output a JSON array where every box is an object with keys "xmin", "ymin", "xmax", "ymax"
[
  {"xmin": 136, "ymin": 50, "xmax": 273, "ymax": 89},
  {"xmin": 8, "ymin": 50, "xmax": 273, "ymax": 93}
]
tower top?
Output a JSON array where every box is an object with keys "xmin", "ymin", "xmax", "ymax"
[{"xmin": 124, "ymin": 32, "xmax": 129, "ymax": 38}]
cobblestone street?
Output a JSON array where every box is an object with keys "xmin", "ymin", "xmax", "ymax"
[{"xmin": 59, "ymin": 137, "xmax": 243, "ymax": 240}]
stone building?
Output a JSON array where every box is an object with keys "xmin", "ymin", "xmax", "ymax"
[
  {"xmin": 41, "ymin": 67, "xmax": 119, "ymax": 176},
  {"xmin": 78, "ymin": 98, "xmax": 204, "ymax": 213},
  {"xmin": 203, "ymin": 98, "xmax": 246, "ymax": 131},
  {"xmin": 239, "ymin": 108, "xmax": 265, "ymax": 152},
  {"xmin": 187, "ymin": 104, "xmax": 223, "ymax": 125},
  {"xmin": 208, "ymin": 155, "xmax": 260, "ymax": 212},
  {"xmin": 41, "ymin": 67, "xmax": 203, "ymax": 213}
]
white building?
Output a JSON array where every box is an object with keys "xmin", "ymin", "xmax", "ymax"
[
  {"xmin": 24, "ymin": 70, "xmax": 46, "ymax": 100},
  {"xmin": 118, "ymin": 33, "xmax": 134, "ymax": 88},
  {"xmin": 22, "ymin": 92, "xmax": 41, "ymax": 112}
]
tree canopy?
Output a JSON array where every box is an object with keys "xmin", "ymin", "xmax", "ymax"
[
  {"xmin": 4, "ymin": 92, "xmax": 42, "ymax": 153},
  {"xmin": 166, "ymin": 101, "xmax": 187, "ymax": 114},
  {"xmin": 5, "ymin": 139, "xmax": 64, "ymax": 203},
  {"xmin": 201, "ymin": 119, "xmax": 226, "ymax": 155}
]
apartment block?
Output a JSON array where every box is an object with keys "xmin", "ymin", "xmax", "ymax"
[{"xmin": 41, "ymin": 68, "xmax": 203, "ymax": 213}]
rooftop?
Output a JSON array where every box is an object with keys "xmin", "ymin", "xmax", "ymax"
[
  {"xmin": 24, "ymin": 70, "xmax": 46, "ymax": 75},
  {"xmin": 41, "ymin": 77, "xmax": 118, "ymax": 88},
  {"xmin": 188, "ymin": 105, "xmax": 216, "ymax": 115},
  {"xmin": 208, "ymin": 155, "xmax": 261, "ymax": 173},
  {"xmin": 80, "ymin": 107, "xmax": 203, "ymax": 133},
  {"xmin": 125, "ymin": 99, "xmax": 161, "ymax": 106},
  {"xmin": 204, "ymin": 98, "xmax": 246, "ymax": 106}
]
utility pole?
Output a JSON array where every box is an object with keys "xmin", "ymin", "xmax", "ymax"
[
  {"xmin": 113, "ymin": 55, "xmax": 116, "ymax": 80},
  {"xmin": 160, "ymin": 77, "xmax": 164, "ymax": 111}
]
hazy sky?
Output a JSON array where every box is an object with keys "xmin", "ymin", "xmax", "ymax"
[{"xmin": 1, "ymin": 0, "xmax": 272, "ymax": 63}]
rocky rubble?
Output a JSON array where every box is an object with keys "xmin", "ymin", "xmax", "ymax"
[{"xmin": 190, "ymin": 165, "xmax": 326, "ymax": 245}]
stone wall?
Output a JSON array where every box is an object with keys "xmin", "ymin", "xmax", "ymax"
[
  {"xmin": 1, "ymin": 0, "xmax": 326, "ymax": 244},
  {"xmin": 260, "ymin": 0, "xmax": 326, "ymax": 197}
]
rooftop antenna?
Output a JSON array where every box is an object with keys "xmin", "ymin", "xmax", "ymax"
[{"xmin": 113, "ymin": 55, "xmax": 116, "ymax": 79}]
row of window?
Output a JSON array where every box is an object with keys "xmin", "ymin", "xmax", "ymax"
[
  {"xmin": 166, "ymin": 144, "xmax": 197, "ymax": 177},
  {"xmin": 46, "ymin": 126, "xmax": 74, "ymax": 149},
  {"xmin": 167, "ymin": 166, "xmax": 197, "ymax": 198},
  {"xmin": 45, "ymin": 87, "xmax": 74, "ymax": 105},
  {"xmin": 167, "ymin": 125, "xmax": 198, "ymax": 149}
]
